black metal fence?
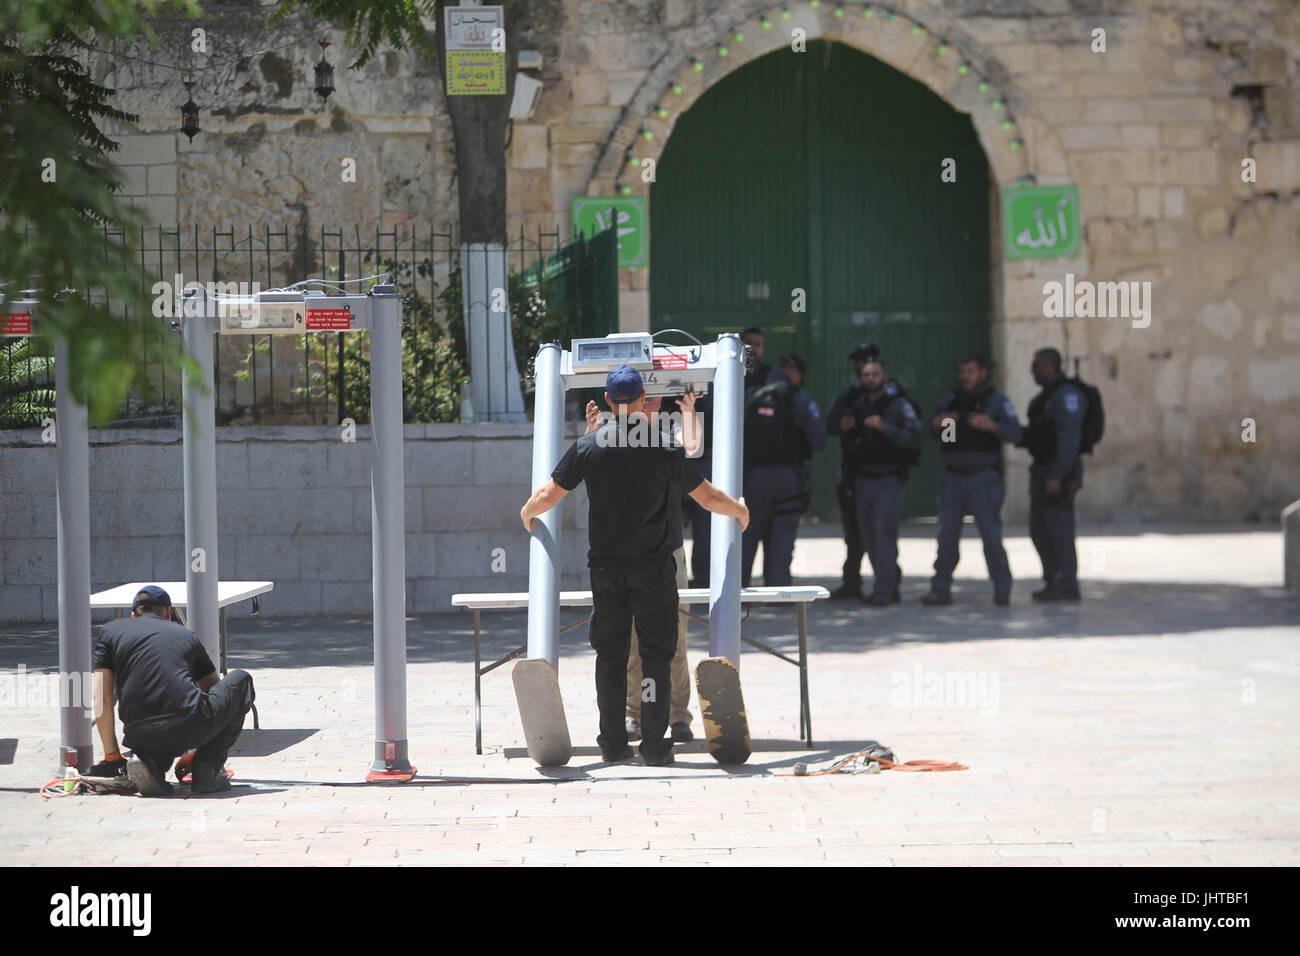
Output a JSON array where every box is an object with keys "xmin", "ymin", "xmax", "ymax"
[{"xmin": 1, "ymin": 222, "xmax": 620, "ymax": 427}]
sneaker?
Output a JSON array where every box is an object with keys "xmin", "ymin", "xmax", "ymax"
[
  {"xmin": 670, "ymin": 722, "xmax": 694, "ymax": 743},
  {"xmin": 828, "ymin": 583, "xmax": 862, "ymax": 601},
  {"xmin": 640, "ymin": 749, "xmax": 675, "ymax": 767},
  {"xmin": 85, "ymin": 757, "xmax": 129, "ymax": 781},
  {"xmin": 190, "ymin": 764, "xmax": 232, "ymax": 794},
  {"xmin": 601, "ymin": 746, "xmax": 634, "ymax": 763},
  {"xmin": 993, "ymin": 593, "xmax": 1011, "ymax": 606},
  {"xmin": 919, "ymin": 590, "xmax": 952, "ymax": 606},
  {"xmin": 625, "ymin": 717, "xmax": 642, "ymax": 742},
  {"xmin": 126, "ymin": 752, "xmax": 173, "ymax": 797}
]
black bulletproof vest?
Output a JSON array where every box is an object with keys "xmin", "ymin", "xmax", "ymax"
[
  {"xmin": 1024, "ymin": 378, "xmax": 1063, "ymax": 462},
  {"xmin": 745, "ymin": 381, "xmax": 806, "ymax": 467},
  {"xmin": 849, "ymin": 389, "xmax": 909, "ymax": 473},
  {"xmin": 940, "ymin": 385, "xmax": 1003, "ymax": 457}
]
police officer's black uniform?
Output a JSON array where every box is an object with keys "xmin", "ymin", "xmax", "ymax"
[
  {"xmin": 826, "ymin": 356, "xmax": 871, "ymax": 598},
  {"xmin": 740, "ymin": 367, "xmax": 825, "ymax": 587},
  {"xmin": 924, "ymin": 382, "xmax": 1022, "ymax": 603},
  {"xmin": 1021, "ymin": 371, "xmax": 1087, "ymax": 599},
  {"xmin": 845, "ymin": 380, "xmax": 922, "ymax": 605}
]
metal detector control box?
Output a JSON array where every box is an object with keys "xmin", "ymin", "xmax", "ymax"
[{"xmin": 560, "ymin": 334, "xmax": 719, "ymax": 398}]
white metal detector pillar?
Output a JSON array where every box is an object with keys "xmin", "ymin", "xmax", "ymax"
[
  {"xmin": 54, "ymin": 336, "xmax": 93, "ymax": 774},
  {"xmin": 707, "ymin": 333, "xmax": 744, "ymax": 664},
  {"xmin": 366, "ymin": 286, "xmax": 413, "ymax": 780},
  {"xmin": 182, "ymin": 303, "xmax": 221, "ymax": 666},
  {"xmin": 514, "ymin": 341, "xmax": 572, "ymax": 767},
  {"xmin": 5, "ymin": 296, "xmax": 94, "ymax": 775},
  {"xmin": 525, "ymin": 342, "xmax": 564, "ymax": 668},
  {"xmin": 184, "ymin": 282, "xmax": 414, "ymax": 781}
]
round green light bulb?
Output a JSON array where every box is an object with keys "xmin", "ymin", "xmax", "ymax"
[
  {"xmin": 761, "ymin": 17, "xmax": 772, "ymax": 29},
  {"xmin": 672, "ymin": 83, "xmax": 682, "ymax": 94},
  {"xmin": 692, "ymin": 60, "xmax": 703, "ymax": 71},
  {"xmin": 957, "ymin": 63, "xmax": 969, "ymax": 75},
  {"xmin": 718, "ymin": 46, "xmax": 728, "ymax": 57},
  {"xmin": 977, "ymin": 81, "xmax": 988, "ymax": 92}
]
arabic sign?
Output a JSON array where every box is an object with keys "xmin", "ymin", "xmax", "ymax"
[
  {"xmin": 447, "ymin": 51, "xmax": 505, "ymax": 94},
  {"xmin": 446, "ymin": 5, "xmax": 502, "ymax": 50},
  {"xmin": 572, "ymin": 197, "xmax": 647, "ymax": 268},
  {"xmin": 1003, "ymin": 184, "xmax": 1081, "ymax": 260},
  {"xmin": 445, "ymin": 5, "xmax": 505, "ymax": 95}
]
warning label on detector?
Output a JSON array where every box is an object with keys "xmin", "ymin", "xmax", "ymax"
[
  {"xmin": 2, "ymin": 313, "xmax": 32, "ymax": 335},
  {"xmin": 652, "ymin": 354, "xmax": 689, "ymax": 370},
  {"xmin": 306, "ymin": 309, "xmax": 352, "ymax": 330}
]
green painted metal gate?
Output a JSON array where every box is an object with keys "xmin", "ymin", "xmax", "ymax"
[{"xmin": 650, "ymin": 41, "xmax": 991, "ymax": 517}]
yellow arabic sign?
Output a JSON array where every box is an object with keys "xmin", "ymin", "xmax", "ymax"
[{"xmin": 447, "ymin": 51, "xmax": 505, "ymax": 95}]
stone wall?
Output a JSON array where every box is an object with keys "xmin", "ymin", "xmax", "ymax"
[
  {"xmin": 91, "ymin": 0, "xmax": 1300, "ymax": 523},
  {"xmin": 0, "ymin": 425, "xmax": 591, "ymax": 623}
]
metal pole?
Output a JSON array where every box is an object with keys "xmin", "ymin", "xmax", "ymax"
[
  {"xmin": 181, "ymin": 300, "xmax": 220, "ymax": 665},
  {"xmin": 525, "ymin": 342, "xmax": 564, "ymax": 668},
  {"xmin": 708, "ymin": 333, "xmax": 744, "ymax": 664},
  {"xmin": 368, "ymin": 285, "xmax": 412, "ymax": 775},
  {"xmin": 54, "ymin": 338, "xmax": 92, "ymax": 773}
]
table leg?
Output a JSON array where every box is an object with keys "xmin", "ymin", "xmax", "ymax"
[
  {"xmin": 474, "ymin": 609, "xmax": 482, "ymax": 756},
  {"xmin": 798, "ymin": 603, "xmax": 812, "ymax": 748}
]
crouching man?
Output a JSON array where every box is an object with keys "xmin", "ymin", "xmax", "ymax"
[{"xmin": 88, "ymin": 586, "xmax": 255, "ymax": 795}]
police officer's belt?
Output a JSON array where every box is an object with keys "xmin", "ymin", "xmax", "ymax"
[{"xmin": 944, "ymin": 464, "xmax": 997, "ymax": 475}]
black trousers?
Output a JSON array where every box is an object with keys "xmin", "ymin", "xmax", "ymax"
[
  {"xmin": 589, "ymin": 557, "xmax": 678, "ymax": 761},
  {"xmin": 122, "ymin": 670, "xmax": 256, "ymax": 773},
  {"xmin": 1029, "ymin": 464, "xmax": 1082, "ymax": 590},
  {"xmin": 837, "ymin": 476, "xmax": 864, "ymax": 588}
]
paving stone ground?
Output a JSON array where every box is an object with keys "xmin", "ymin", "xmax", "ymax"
[{"xmin": 2, "ymin": 524, "xmax": 1297, "ymax": 866}]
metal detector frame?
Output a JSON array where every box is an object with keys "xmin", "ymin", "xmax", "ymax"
[
  {"xmin": 3, "ymin": 297, "xmax": 93, "ymax": 774},
  {"xmin": 181, "ymin": 284, "xmax": 414, "ymax": 781}
]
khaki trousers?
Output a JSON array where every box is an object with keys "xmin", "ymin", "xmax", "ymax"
[{"xmin": 626, "ymin": 545, "xmax": 693, "ymax": 727}]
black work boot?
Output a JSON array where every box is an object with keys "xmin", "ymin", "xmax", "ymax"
[
  {"xmin": 190, "ymin": 764, "xmax": 232, "ymax": 794},
  {"xmin": 919, "ymin": 590, "xmax": 953, "ymax": 606}
]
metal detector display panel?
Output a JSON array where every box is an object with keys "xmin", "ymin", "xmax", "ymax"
[
  {"xmin": 571, "ymin": 334, "xmax": 652, "ymax": 371},
  {"xmin": 2, "ymin": 311, "xmax": 32, "ymax": 336},
  {"xmin": 219, "ymin": 301, "xmax": 305, "ymax": 334}
]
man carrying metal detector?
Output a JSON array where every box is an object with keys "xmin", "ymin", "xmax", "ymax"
[{"xmin": 521, "ymin": 365, "xmax": 748, "ymax": 766}]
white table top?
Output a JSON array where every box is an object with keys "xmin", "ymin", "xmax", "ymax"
[
  {"xmin": 90, "ymin": 581, "xmax": 274, "ymax": 610},
  {"xmin": 451, "ymin": 585, "xmax": 828, "ymax": 610}
]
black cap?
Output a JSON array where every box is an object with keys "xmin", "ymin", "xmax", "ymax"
[
  {"xmin": 850, "ymin": 342, "xmax": 882, "ymax": 363},
  {"xmin": 132, "ymin": 585, "xmax": 172, "ymax": 611},
  {"xmin": 741, "ymin": 324, "xmax": 764, "ymax": 337},
  {"xmin": 779, "ymin": 353, "xmax": 806, "ymax": 375}
]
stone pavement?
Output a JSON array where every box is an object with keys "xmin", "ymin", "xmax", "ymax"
[{"xmin": 1, "ymin": 524, "xmax": 1297, "ymax": 866}]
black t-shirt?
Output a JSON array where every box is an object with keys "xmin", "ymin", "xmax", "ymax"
[
  {"xmin": 553, "ymin": 417, "xmax": 704, "ymax": 565},
  {"xmin": 93, "ymin": 616, "xmax": 215, "ymax": 725}
]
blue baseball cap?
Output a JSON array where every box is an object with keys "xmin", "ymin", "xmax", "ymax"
[
  {"xmin": 605, "ymin": 365, "xmax": 644, "ymax": 403},
  {"xmin": 132, "ymin": 585, "xmax": 172, "ymax": 610}
]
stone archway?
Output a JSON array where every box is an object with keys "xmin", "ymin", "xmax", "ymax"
[{"xmin": 583, "ymin": 2, "xmax": 1072, "ymax": 354}]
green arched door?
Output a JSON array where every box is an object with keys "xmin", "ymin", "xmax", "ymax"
[{"xmin": 650, "ymin": 41, "xmax": 991, "ymax": 517}]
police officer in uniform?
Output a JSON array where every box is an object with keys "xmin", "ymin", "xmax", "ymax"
[
  {"xmin": 520, "ymin": 366, "xmax": 748, "ymax": 765},
  {"xmin": 920, "ymin": 354, "xmax": 1022, "ymax": 606},
  {"xmin": 741, "ymin": 354, "xmax": 825, "ymax": 587},
  {"xmin": 1019, "ymin": 347, "xmax": 1086, "ymax": 601},
  {"xmin": 845, "ymin": 352, "xmax": 922, "ymax": 606},
  {"xmin": 741, "ymin": 325, "xmax": 773, "ymax": 393},
  {"xmin": 826, "ymin": 343, "xmax": 879, "ymax": 600}
]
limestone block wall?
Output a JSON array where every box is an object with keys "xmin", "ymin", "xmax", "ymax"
[
  {"xmin": 0, "ymin": 425, "xmax": 591, "ymax": 623},
  {"xmin": 83, "ymin": 0, "xmax": 1300, "ymax": 524}
]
